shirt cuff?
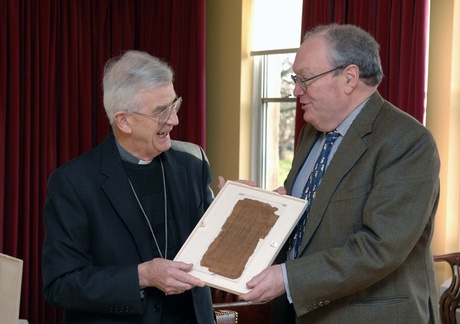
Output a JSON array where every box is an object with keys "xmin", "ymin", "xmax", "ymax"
[{"xmin": 281, "ymin": 263, "xmax": 293, "ymax": 304}]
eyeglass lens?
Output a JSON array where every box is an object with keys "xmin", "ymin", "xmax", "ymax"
[{"xmin": 158, "ymin": 97, "xmax": 182, "ymax": 124}]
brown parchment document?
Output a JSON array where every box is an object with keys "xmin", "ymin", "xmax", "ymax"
[{"xmin": 200, "ymin": 198, "xmax": 279, "ymax": 279}]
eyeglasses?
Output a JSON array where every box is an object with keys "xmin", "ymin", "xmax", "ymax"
[
  {"xmin": 291, "ymin": 66, "xmax": 344, "ymax": 91},
  {"xmin": 131, "ymin": 97, "xmax": 182, "ymax": 126}
]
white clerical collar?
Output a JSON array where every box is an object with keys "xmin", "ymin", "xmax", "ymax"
[{"xmin": 138, "ymin": 159, "xmax": 152, "ymax": 165}]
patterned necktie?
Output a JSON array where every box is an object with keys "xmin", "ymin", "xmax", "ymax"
[{"xmin": 290, "ymin": 131, "xmax": 340, "ymax": 258}]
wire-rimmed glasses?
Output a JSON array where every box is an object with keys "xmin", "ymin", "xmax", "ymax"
[
  {"xmin": 291, "ymin": 66, "xmax": 344, "ymax": 91},
  {"xmin": 131, "ymin": 97, "xmax": 182, "ymax": 126}
]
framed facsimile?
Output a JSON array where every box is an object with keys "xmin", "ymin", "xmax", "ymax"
[{"xmin": 174, "ymin": 181, "xmax": 308, "ymax": 295}]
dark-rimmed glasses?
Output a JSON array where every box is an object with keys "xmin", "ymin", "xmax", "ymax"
[
  {"xmin": 291, "ymin": 66, "xmax": 344, "ymax": 91},
  {"xmin": 131, "ymin": 97, "xmax": 182, "ymax": 126}
]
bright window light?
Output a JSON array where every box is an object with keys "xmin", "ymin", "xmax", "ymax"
[{"xmin": 252, "ymin": 0, "xmax": 303, "ymax": 51}]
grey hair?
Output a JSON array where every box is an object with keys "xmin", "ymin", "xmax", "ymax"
[
  {"xmin": 304, "ymin": 24, "xmax": 383, "ymax": 86},
  {"xmin": 102, "ymin": 50, "xmax": 174, "ymax": 125}
]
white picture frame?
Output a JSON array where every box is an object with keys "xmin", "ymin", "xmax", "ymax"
[{"xmin": 174, "ymin": 181, "xmax": 307, "ymax": 295}]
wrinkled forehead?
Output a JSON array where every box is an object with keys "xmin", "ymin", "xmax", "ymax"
[
  {"xmin": 138, "ymin": 83, "xmax": 176, "ymax": 108},
  {"xmin": 293, "ymin": 35, "xmax": 331, "ymax": 74}
]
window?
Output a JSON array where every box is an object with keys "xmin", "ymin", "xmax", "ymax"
[
  {"xmin": 251, "ymin": 0, "xmax": 302, "ymax": 189},
  {"xmin": 252, "ymin": 50, "xmax": 297, "ymax": 189}
]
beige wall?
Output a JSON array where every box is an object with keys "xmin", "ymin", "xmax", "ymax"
[
  {"xmin": 428, "ymin": 0, "xmax": 460, "ymax": 287},
  {"xmin": 206, "ymin": 0, "xmax": 253, "ymax": 193},
  {"xmin": 206, "ymin": 0, "xmax": 460, "ymax": 290}
]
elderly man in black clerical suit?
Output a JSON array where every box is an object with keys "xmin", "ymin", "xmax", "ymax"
[{"xmin": 42, "ymin": 50, "xmax": 215, "ymax": 323}]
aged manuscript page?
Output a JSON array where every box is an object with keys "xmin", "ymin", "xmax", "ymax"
[{"xmin": 200, "ymin": 198, "xmax": 279, "ymax": 279}]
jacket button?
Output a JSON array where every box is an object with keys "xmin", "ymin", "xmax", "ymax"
[{"xmin": 154, "ymin": 304, "xmax": 161, "ymax": 312}]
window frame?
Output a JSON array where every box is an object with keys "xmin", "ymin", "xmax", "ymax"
[{"xmin": 251, "ymin": 48, "xmax": 299, "ymax": 189}]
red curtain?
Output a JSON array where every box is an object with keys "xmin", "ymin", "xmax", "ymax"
[
  {"xmin": 296, "ymin": 0, "xmax": 429, "ymax": 138},
  {"xmin": 0, "ymin": 0, "xmax": 206, "ymax": 323}
]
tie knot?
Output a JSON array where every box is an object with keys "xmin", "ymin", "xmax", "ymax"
[{"xmin": 325, "ymin": 130, "xmax": 340, "ymax": 143}]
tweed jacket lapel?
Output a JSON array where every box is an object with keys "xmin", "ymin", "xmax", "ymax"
[{"xmin": 296, "ymin": 92, "xmax": 384, "ymax": 256}]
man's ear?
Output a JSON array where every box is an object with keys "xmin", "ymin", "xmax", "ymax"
[
  {"xmin": 113, "ymin": 111, "xmax": 133, "ymax": 134},
  {"xmin": 343, "ymin": 64, "xmax": 360, "ymax": 93}
]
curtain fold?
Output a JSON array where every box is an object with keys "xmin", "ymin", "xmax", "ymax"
[
  {"xmin": 0, "ymin": 1, "xmax": 206, "ymax": 322},
  {"xmin": 296, "ymin": 0, "xmax": 428, "ymax": 140}
]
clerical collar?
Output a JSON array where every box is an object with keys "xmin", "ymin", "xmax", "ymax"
[{"xmin": 115, "ymin": 140, "xmax": 152, "ymax": 165}]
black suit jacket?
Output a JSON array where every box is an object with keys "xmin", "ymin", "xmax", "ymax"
[{"xmin": 42, "ymin": 133, "xmax": 215, "ymax": 323}]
